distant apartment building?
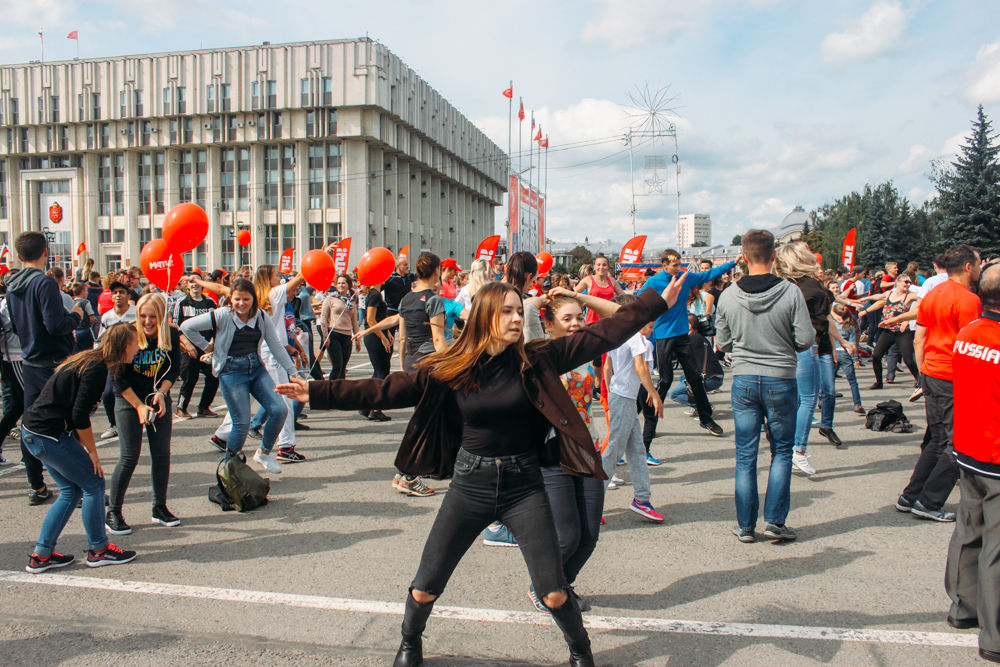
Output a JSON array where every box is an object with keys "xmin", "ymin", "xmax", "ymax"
[{"xmin": 677, "ymin": 213, "xmax": 711, "ymax": 247}]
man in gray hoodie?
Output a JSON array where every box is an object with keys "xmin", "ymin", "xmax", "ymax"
[{"xmin": 715, "ymin": 229, "xmax": 815, "ymax": 543}]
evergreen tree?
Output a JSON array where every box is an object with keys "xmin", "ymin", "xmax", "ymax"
[
  {"xmin": 933, "ymin": 105, "xmax": 1000, "ymax": 258},
  {"xmin": 731, "ymin": 234, "xmax": 742, "ymax": 246},
  {"xmin": 800, "ymin": 213, "xmax": 824, "ymax": 262},
  {"xmin": 860, "ymin": 184, "xmax": 891, "ymax": 269}
]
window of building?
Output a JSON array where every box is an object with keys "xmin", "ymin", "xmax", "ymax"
[
  {"xmin": 322, "ymin": 77, "xmax": 332, "ymax": 106},
  {"xmin": 169, "ymin": 118, "xmax": 178, "ymax": 144},
  {"xmin": 46, "ymin": 127, "xmax": 53, "ymax": 152},
  {"xmin": 51, "ymin": 96, "xmax": 59, "ymax": 123},
  {"xmin": 9, "ymin": 99, "xmax": 17, "ymax": 126},
  {"xmin": 114, "ymin": 229, "xmax": 125, "ymax": 243},
  {"xmin": 271, "ymin": 112, "xmax": 281, "ymax": 139},
  {"xmin": 263, "ymin": 145, "xmax": 279, "ymax": 210},
  {"xmin": 264, "ymin": 225, "xmax": 279, "ymax": 264},
  {"xmin": 60, "ymin": 125, "xmax": 68, "ymax": 151},
  {"xmin": 220, "ymin": 148, "xmax": 235, "ymax": 211},
  {"xmin": 154, "ymin": 151, "xmax": 165, "ymax": 214},
  {"xmin": 8, "ymin": 129, "xmax": 15, "ymax": 153},
  {"xmin": 257, "ymin": 113, "xmax": 266, "ymax": 141},
  {"xmin": 20, "ymin": 128, "xmax": 29, "ymax": 152},
  {"xmin": 196, "ymin": 149, "xmax": 207, "ymax": 209},
  {"xmin": 183, "ymin": 241, "xmax": 207, "ymax": 272},
  {"xmin": 308, "ymin": 144, "xmax": 323, "ymax": 209},
  {"xmin": 86, "ymin": 124, "xmax": 94, "ymax": 149},
  {"xmin": 138, "ymin": 228, "xmax": 151, "ymax": 246},
  {"xmin": 113, "ymin": 154, "xmax": 124, "ymax": 215},
  {"xmin": 212, "ymin": 116, "xmax": 221, "ymax": 142},
  {"xmin": 236, "ymin": 147, "xmax": 249, "ymax": 210},
  {"xmin": 99, "ymin": 230, "xmax": 111, "ymax": 244},
  {"xmin": 206, "ymin": 85, "xmax": 215, "ymax": 113},
  {"xmin": 327, "ymin": 142, "xmax": 342, "ymax": 208},
  {"xmin": 327, "ymin": 109, "xmax": 337, "ymax": 136},
  {"xmin": 282, "ymin": 145, "xmax": 295, "ymax": 210},
  {"xmin": 306, "ymin": 111, "xmax": 315, "ymax": 137},
  {"xmin": 78, "ymin": 94, "xmax": 84, "ymax": 122},
  {"xmin": 0, "ymin": 160, "xmax": 6, "ymax": 219},
  {"xmin": 105, "ymin": 253, "xmax": 122, "ymax": 273},
  {"xmin": 282, "ymin": 224, "xmax": 295, "ymax": 251},
  {"xmin": 162, "ymin": 87, "xmax": 171, "ymax": 115},
  {"xmin": 308, "ymin": 223, "xmax": 323, "ymax": 250},
  {"xmin": 300, "ymin": 78, "xmax": 310, "ymax": 107},
  {"xmin": 176, "ymin": 87, "xmax": 186, "ymax": 115},
  {"xmin": 127, "ymin": 121, "xmax": 135, "ymax": 147},
  {"xmin": 182, "ymin": 117, "xmax": 193, "ymax": 143},
  {"xmin": 226, "ymin": 114, "xmax": 237, "ymax": 142},
  {"xmin": 120, "ymin": 90, "xmax": 127, "ymax": 118},
  {"xmin": 266, "ymin": 80, "xmax": 277, "ymax": 109},
  {"xmin": 221, "ymin": 226, "xmax": 236, "ymax": 272},
  {"xmin": 139, "ymin": 153, "xmax": 152, "ymax": 214},
  {"xmin": 98, "ymin": 155, "xmax": 112, "ymax": 216},
  {"xmin": 179, "ymin": 149, "xmax": 192, "ymax": 202},
  {"xmin": 91, "ymin": 93, "xmax": 100, "ymax": 120},
  {"xmin": 100, "ymin": 123, "xmax": 109, "ymax": 148},
  {"xmin": 134, "ymin": 90, "xmax": 143, "ymax": 117},
  {"xmin": 251, "ymin": 81, "xmax": 259, "ymax": 110},
  {"xmin": 141, "ymin": 120, "xmax": 151, "ymax": 146},
  {"xmin": 221, "ymin": 84, "xmax": 231, "ymax": 112},
  {"xmin": 37, "ymin": 97, "xmax": 44, "ymax": 123}
]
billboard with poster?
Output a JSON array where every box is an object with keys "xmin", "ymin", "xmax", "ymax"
[{"xmin": 508, "ymin": 175, "xmax": 545, "ymax": 256}]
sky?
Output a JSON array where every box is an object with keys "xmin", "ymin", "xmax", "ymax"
[{"xmin": 2, "ymin": 0, "xmax": 999, "ymax": 248}]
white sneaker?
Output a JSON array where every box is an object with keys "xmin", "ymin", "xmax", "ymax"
[
  {"xmin": 99, "ymin": 426, "xmax": 118, "ymax": 440},
  {"xmin": 792, "ymin": 452, "xmax": 815, "ymax": 475},
  {"xmin": 683, "ymin": 407, "xmax": 697, "ymax": 417},
  {"xmin": 0, "ymin": 455, "xmax": 12, "ymax": 466},
  {"xmin": 253, "ymin": 450, "xmax": 282, "ymax": 474},
  {"xmin": 607, "ymin": 474, "xmax": 624, "ymax": 490}
]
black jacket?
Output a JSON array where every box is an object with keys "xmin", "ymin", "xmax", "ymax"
[
  {"xmin": 7, "ymin": 268, "xmax": 81, "ymax": 366},
  {"xmin": 22, "ymin": 360, "xmax": 108, "ymax": 437}
]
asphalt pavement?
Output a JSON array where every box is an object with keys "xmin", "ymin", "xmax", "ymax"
[{"xmin": 0, "ymin": 356, "xmax": 985, "ymax": 666}]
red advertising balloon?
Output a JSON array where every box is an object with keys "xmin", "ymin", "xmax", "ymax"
[
  {"xmin": 140, "ymin": 239, "xmax": 183, "ymax": 291},
  {"xmin": 162, "ymin": 203, "xmax": 209, "ymax": 253},
  {"xmin": 535, "ymin": 251, "xmax": 554, "ymax": 275},
  {"xmin": 356, "ymin": 247, "xmax": 395, "ymax": 287},
  {"xmin": 300, "ymin": 249, "xmax": 337, "ymax": 291},
  {"xmin": 237, "ymin": 229, "xmax": 251, "ymax": 247},
  {"xmin": 814, "ymin": 253, "xmax": 823, "ymax": 264}
]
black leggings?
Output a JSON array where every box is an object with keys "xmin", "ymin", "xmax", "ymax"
[
  {"xmin": 873, "ymin": 328, "xmax": 918, "ymax": 384},
  {"xmin": 364, "ymin": 333, "xmax": 392, "ymax": 380},
  {"xmin": 110, "ymin": 395, "xmax": 172, "ymax": 512},
  {"xmin": 541, "ymin": 466, "xmax": 605, "ymax": 586},
  {"xmin": 0, "ymin": 359, "xmax": 24, "ymax": 445},
  {"xmin": 178, "ymin": 353, "xmax": 219, "ymax": 412},
  {"xmin": 326, "ymin": 331, "xmax": 353, "ymax": 380}
]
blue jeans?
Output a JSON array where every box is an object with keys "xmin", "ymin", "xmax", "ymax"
[
  {"xmin": 23, "ymin": 429, "xmax": 108, "ymax": 557},
  {"xmin": 217, "ymin": 354, "xmax": 287, "ymax": 458},
  {"xmin": 731, "ymin": 376, "xmax": 797, "ymax": 531},
  {"xmin": 667, "ymin": 373, "xmax": 724, "ymax": 408},
  {"xmin": 837, "ymin": 353, "xmax": 862, "ymax": 407},
  {"xmin": 251, "ymin": 399, "xmax": 304, "ymax": 430},
  {"xmin": 794, "ymin": 347, "xmax": 836, "ymax": 452}
]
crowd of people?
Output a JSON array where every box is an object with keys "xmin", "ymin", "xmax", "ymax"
[{"xmin": 2, "ymin": 226, "xmax": 999, "ymax": 666}]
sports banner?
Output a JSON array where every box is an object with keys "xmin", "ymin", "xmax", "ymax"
[
  {"xmin": 474, "ymin": 236, "xmax": 501, "ymax": 264},
  {"xmin": 841, "ymin": 228, "xmax": 857, "ymax": 272},
  {"xmin": 332, "ymin": 238, "xmax": 351, "ymax": 275},
  {"xmin": 278, "ymin": 248, "xmax": 295, "ymax": 274},
  {"xmin": 617, "ymin": 236, "xmax": 648, "ymax": 280},
  {"xmin": 508, "ymin": 175, "xmax": 544, "ymax": 255}
]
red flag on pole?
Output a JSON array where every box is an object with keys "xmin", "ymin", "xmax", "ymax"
[
  {"xmin": 67, "ymin": 31, "xmax": 78, "ymax": 40},
  {"xmin": 517, "ymin": 101, "xmax": 524, "ymax": 122},
  {"xmin": 332, "ymin": 238, "xmax": 352, "ymax": 275},
  {"xmin": 841, "ymin": 228, "xmax": 857, "ymax": 272},
  {"xmin": 502, "ymin": 85, "xmax": 513, "ymax": 99},
  {"xmin": 534, "ymin": 128, "xmax": 542, "ymax": 141},
  {"xmin": 540, "ymin": 137, "xmax": 549, "ymax": 148},
  {"xmin": 278, "ymin": 247, "xmax": 295, "ymax": 274},
  {"xmin": 474, "ymin": 236, "xmax": 502, "ymax": 264},
  {"xmin": 76, "ymin": 242, "xmax": 86, "ymax": 255}
]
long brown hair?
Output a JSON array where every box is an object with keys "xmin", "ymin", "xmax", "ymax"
[
  {"xmin": 253, "ymin": 265, "xmax": 275, "ymax": 315},
  {"xmin": 60, "ymin": 322, "xmax": 137, "ymax": 378},
  {"xmin": 417, "ymin": 281, "xmax": 530, "ymax": 391}
]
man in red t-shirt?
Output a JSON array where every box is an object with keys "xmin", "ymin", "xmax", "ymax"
[
  {"xmin": 945, "ymin": 264, "xmax": 1000, "ymax": 660},
  {"xmin": 897, "ymin": 244, "xmax": 982, "ymax": 522}
]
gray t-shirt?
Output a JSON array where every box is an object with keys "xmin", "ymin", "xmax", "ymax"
[{"xmin": 399, "ymin": 288, "xmax": 445, "ymax": 356}]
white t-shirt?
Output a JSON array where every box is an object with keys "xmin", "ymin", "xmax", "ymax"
[
  {"xmin": 608, "ymin": 332, "xmax": 654, "ymax": 400},
  {"xmin": 98, "ymin": 305, "xmax": 137, "ymax": 341},
  {"xmin": 909, "ymin": 272, "xmax": 949, "ymax": 331},
  {"xmin": 260, "ymin": 285, "xmax": 290, "ymax": 368},
  {"xmin": 457, "ymin": 284, "xmax": 474, "ymax": 311}
]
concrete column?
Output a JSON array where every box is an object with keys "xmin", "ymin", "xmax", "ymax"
[
  {"xmin": 205, "ymin": 146, "xmax": 222, "ymax": 270},
  {"xmin": 342, "ymin": 138, "xmax": 368, "ymax": 252}
]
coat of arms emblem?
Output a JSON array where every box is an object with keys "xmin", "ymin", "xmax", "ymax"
[{"xmin": 49, "ymin": 202, "xmax": 63, "ymax": 224}]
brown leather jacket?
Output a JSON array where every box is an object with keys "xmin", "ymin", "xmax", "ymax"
[{"xmin": 308, "ymin": 289, "xmax": 667, "ymax": 480}]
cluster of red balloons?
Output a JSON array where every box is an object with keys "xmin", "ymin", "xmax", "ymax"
[
  {"xmin": 140, "ymin": 203, "xmax": 208, "ymax": 290},
  {"xmin": 298, "ymin": 245, "xmax": 396, "ymax": 291}
]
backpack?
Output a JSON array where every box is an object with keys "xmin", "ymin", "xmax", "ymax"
[
  {"xmin": 865, "ymin": 400, "xmax": 914, "ymax": 433},
  {"xmin": 209, "ymin": 453, "xmax": 270, "ymax": 512}
]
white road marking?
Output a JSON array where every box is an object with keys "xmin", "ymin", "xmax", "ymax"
[
  {"xmin": 0, "ymin": 570, "xmax": 977, "ymax": 648},
  {"xmin": 0, "ymin": 437, "xmax": 119, "ymax": 478}
]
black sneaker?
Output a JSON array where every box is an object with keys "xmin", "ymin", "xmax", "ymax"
[
  {"xmin": 87, "ymin": 543, "xmax": 136, "ymax": 567},
  {"xmin": 28, "ymin": 487, "xmax": 52, "ymax": 506},
  {"xmin": 275, "ymin": 447, "xmax": 306, "ymax": 462},
  {"xmin": 151, "ymin": 505, "xmax": 180, "ymax": 527},
  {"xmin": 25, "ymin": 551, "xmax": 74, "ymax": 574},
  {"xmin": 818, "ymin": 427, "xmax": 842, "ymax": 447},
  {"xmin": 209, "ymin": 435, "xmax": 228, "ymax": 452},
  {"xmin": 368, "ymin": 410, "xmax": 391, "ymax": 422},
  {"xmin": 293, "ymin": 421, "xmax": 310, "ymax": 431},
  {"xmin": 246, "ymin": 427, "xmax": 263, "ymax": 440},
  {"xmin": 895, "ymin": 494, "xmax": 914, "ymax": 512},
  {"xmin": 700, "ymin": 419, "xmax": 724, "ymax": 437},
  {"xmin": 106, "ymin": 510, "xmax": 132, "ymax": 535},
  {"xmin": 358, "ymin": 410, "xmax": 370, "ymax": 418},
  {"xmin": 947, "ymin": 615, "xmax": 979, "ymax": 630},
  {"xmin": 869, "ymin": 382, "xmax": 882, "ymax": 390}
]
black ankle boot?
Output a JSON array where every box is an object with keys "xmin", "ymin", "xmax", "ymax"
[
  {"xmin": 393, "ymin": 591, "xmax": 436, "ymax": 667},
  {"xmin": 548, "ymin": 594, "xmax": 595, "ymax": 667}
]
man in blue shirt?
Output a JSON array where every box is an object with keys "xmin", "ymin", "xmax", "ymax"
[{"xmin": 641, "ymin": 249, "xmax": 741, "ymax": 437}]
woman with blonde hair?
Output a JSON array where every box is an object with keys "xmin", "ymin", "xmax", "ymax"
[
  {"xmin": 107, "ymin": 293, "xmax": 182, "ymax": 535},
  {"xmin": 775, "ymin": 243, "xmax": 853, "ymax": 475},
  {"xmin": 456, "ymin": 258, "xmax": 490, "ymax": 310},
  {"xmin": 276, "ymin": 276, "xmax": 687, "ymax": 667}
]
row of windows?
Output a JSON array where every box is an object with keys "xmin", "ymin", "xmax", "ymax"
[
  {"xmin": 5, "ymin": 110, "xmax": 337, "ymax": 154},
  {"xmin": 2, "ymin": 78, "xmax": 338, "ymax": 126}
]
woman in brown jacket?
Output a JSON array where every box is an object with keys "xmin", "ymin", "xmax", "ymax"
[{"xmin": 276, "ymin": 276, "xmax": 685, "ymax": 667}]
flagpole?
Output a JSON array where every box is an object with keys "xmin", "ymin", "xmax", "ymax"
[
  {"xmin": 39, "ymin": 28, "xmax": 44, "ymax": 62},
  {"xmin": 517, "ymin": 97, "xmax": 522, "ymax": 175},
  {"xmin": 544, "ymin": 136, "xmax": 548, "ymax": 252},
  {"xmin": 528, "ymin": 111, "xmax": 533, "ymax": 251},
  {"xmin": 507, "ymin": 80, "xmax": 512, "ymax": 177}
]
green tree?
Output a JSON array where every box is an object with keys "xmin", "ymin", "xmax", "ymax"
[
  {"xmin": 731, "ymin": 234, "xmax": 742, "ymax": 246},
  {"xmin": 932, "ymin": 105, "xmax": 1000, "ymax": 258},
  {"xmin": 569, "ymin": 245, "xmax": 593, "ymax": 265},
  {"xmin": 800, "ymin": 216, "xmax": 824, "ymax": 261},
  {"xmin": 860, "ymin": 184, "xmax": 892, "ymax": 270},
  {"xmin": 691, "ymin": 240, "xmax": 708, "ymax": 247}
]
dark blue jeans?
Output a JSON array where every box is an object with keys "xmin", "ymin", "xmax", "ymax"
[
  {"xmin": 412, "ymin": 448, "xmax": 567, "ymax": 600},
  {"xmin": 542, "ymin": 465, "xmax": 605, "ymax": 586},
  {"xmin": 731, "ymin": 375, "xmax": 797, "ymax": 531},
  {"xmin": 217, "ymin": 354, "xmax": 287, "ymax": 458},
  {"xmin": 23, "ymin": 428, "xmax": 108, "ymax": 557}
]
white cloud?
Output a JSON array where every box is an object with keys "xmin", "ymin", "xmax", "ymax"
[
  {"xmin": 820, "ymin": 0, "xmax": 908, "ymax": 67},
  {"xmin": 966, "ymin": 41, "xmax": 1000, "ymax": 102},
  {"xmin": 897, "ymin": 144, "xmax": 930, "ymax": 174}
]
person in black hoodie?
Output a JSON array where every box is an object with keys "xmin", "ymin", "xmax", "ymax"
[{"xmin": 7, "ymin": 231, "xmax": 85, "ymax": 505}]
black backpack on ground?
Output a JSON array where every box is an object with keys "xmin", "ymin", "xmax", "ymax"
[{"xmin": 865, "ymin": 400, "xmax": 914, "ymax": 433}]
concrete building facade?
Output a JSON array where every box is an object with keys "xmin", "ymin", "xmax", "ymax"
[
  {"xmin": 677, "ymin": 213, "xmax": 711, "ymax": 248},
  {"xmin": 0, "ymin": 38, "xmax": 507, "ymax": 276}
]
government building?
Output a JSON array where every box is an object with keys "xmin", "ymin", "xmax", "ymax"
[{"xmin": 0, "ymin": 38, "xmax": 507, "ymax": 276}]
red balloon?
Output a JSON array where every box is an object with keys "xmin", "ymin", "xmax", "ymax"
[
  {"xmin": 300, "ymin": 249, "xmax": 337, "ymax": 291},
  {"xmin": 356, "ymin": 247, "xmax": 396, "ymax": 287},
  {"xmin": 162, "ymin": 203, "xmax": 209, "ymax": 253},
  {"xmin": 814, "ymin": 253, "xmax": 823, "ymax": 264},
  {"xmin": 535, "ymin": 251, "xmax": 554, "ymax": 275},
  {"xmin": 0, "ymin": 265, "xmax": 9, "ymax": 275},
  {"xmin": 237, "ymin": 229, "xmax": 251, "ymax": 247},
  {"xmin": 140, "ymin": 239, "xmax": 183, "ymax": 291}
]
